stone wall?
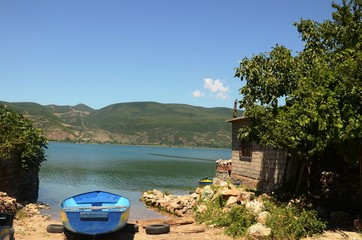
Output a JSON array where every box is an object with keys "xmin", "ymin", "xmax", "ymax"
[
  {"xmin": 227, "ymin": 117, "xmax": 288, "ymax": 191},
  {"xmin": 0, "ymin": 158, "xmax": 39, "ymax": 202}
]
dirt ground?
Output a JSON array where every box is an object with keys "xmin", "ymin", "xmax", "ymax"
[
  {"xmin": 13, "ymin": 214, "xmax": 234, "ymax": 240},
  {"xmin": 13, "ymin": 211, "xmax": 362, "ymax": 240}
]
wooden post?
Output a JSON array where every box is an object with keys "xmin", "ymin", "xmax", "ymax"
[{"xmin": 295, "ymin": 160, "xmax": 306, "ymax": 194}]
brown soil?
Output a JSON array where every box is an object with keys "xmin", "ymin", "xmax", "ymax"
[
  {"xmin": 14, "ymin": 214, "xmax": 234, "ymax": 240},
  {"xmin": 13, "ymin": 211, "xmax": 362, "ymax": 240}
]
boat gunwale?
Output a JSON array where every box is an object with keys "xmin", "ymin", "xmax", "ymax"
[{"xmin": 62, "ymin": 205, "xmax": 128, "ymax": 211}]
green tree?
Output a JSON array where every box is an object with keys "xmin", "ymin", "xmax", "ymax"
[
  {"xmin": 234, "ymin": 0, "xmax": 361, "ymax": 186},
  {"xmin": 0, "ymin": 105, "xmax": 47, "ymax": 170}
]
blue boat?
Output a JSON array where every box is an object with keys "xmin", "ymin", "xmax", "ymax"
[{"xmin": 60, "ymin": 191, "xmax": 130, "ymax": 235}]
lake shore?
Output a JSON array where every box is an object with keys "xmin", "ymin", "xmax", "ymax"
[
  {"xmin": 14, "ymin": 204, "xmax": 235, "ymax": 240},
  {"xmin": 13, "ymin": 204, "xmax": 362, "ymax": 240},
  {"xmin": 3, "ymin": 191, "xmax": 360, "ymax": 240}
]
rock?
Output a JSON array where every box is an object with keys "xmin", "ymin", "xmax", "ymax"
[
  {"xmin": 196, "ymin": 204, "xmax": 207, "ymax": 214},
  {"xmin": 0, "ymin": 192, "xmax": 22, "ymax": 213},
  {"xmin": 221, "ymin": 188, "xmax": 241, "ymax": 198},
  {"xmin": 225, "ymin": 196, "xmax": 238, "ymax": 208},
  {"xmin": 239, "ymin": 191, "xmax": 255, "ymax": 202},
  {"xmin": 257, "ymin": 211, "xmax": 270, "ymax": 224},
  {"xmin": 152, "ymin": 189, "xmax": 165, "ymax": 198},
  {"xmin": 170, "ymin": 201, "xmax": 180, "ymax": 210},
  {"xmin": 200, "ymin": 185, "xmax": 214, "ymax": 200},
  {"xmin": 247, "ymin": 223, "xmax": 271, "ymax": 238},
  {"xmin": 179, "ymin": 195, "xmax": 193, "ymax": 203},
  {"xmin": 212, "ymin": 177, "xmax": 223, "ymax": 186},
  {"xmin": 219, "ymin": 180, "xmax": 229, "ymax": 188},
  {"xmin": 22, "ymin": 203, "xmax": 50, "ymax": 217},
  {"xmin": 195, "ymin": 187, "xmax": 203, "ymax": 195},
  {"xmin": 190, "ymin": 193, "xmax": 198, "ymax": 199},
  {"xmin": 245, "ymin": 199, "xmax": 264, "ymax": 215},
  {"xmin": 142, "ymin": 189, "xmax": 198, "ymax": 217}
]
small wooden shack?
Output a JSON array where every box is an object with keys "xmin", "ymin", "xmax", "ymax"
[{"xmin": 225, "ymin": 116, "xmax": 295, "ymax": 192}]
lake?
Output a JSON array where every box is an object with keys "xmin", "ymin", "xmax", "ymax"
[{"xmin": 39, "ymin": 142, "xmax": 231, "ymax": 220}]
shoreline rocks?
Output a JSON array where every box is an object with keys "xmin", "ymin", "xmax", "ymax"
[
  {"xmin": 142, "ymin": 189, "xmax": 197, "ymax": 217},
  {"xmin": 141, "ymin": 178, "xmax": 273, "ymax": 238},
  {"xmin": 0, "ymin": 191, "xmax": 49, "ymax": 217},
  {"xmin": 0, "ymin": 192, "xmax": 22, "ymax": 213}
]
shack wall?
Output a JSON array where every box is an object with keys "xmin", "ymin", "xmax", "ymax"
[{"xmin": 228, "ymin": 117, "xmax": 288, "ymax": 191}]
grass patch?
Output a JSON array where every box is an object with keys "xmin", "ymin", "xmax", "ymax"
[{"xmin": 194, "ymin": 195, "xmax": 256, "ymax": 237}]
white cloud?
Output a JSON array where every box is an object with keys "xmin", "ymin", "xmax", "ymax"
[
  {"xmin": 192, "ymin": 90, "xmax": 205, "ymax": 98},
  {"xmin": 203, "ymin": 78, "xmax": 229, "ymax": 99},
  {"xmin": 192, "ymin": 78, "xmax": 229, "ymax": 99}
]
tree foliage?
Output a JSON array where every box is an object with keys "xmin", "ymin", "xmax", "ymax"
[
  {"xmin": 0, "ymin": 105, "xmax": 47, "ymax": 170},
  {"xmin": 234, "ymin": 0, "xmax": 362, "ymax": 161}
]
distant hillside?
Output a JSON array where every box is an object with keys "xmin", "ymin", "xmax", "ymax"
[{"xmin": 1, "ymin": 101, "xmax": 240, "ymax": 148}]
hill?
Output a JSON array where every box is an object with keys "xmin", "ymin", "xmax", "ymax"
[{"xmin": 0, "ymin": 101, "xmax": 238, "ymax": 148}]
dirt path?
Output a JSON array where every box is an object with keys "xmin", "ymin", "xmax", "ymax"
[
  {"xmin": 14, "ymin": 213, "xmax": 362, "ymax": 240},
  {"xmin": 14, "ymin": 214, "xmax": 234, "ymax": 240}
]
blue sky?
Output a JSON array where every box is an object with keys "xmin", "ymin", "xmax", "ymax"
[{"xmin": 0, "ymin": 0, "xmax": 338, "ymax": 110}]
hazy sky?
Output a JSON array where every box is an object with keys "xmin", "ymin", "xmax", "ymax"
[{"xmin": 0, "ymin": 0, "xmax": 339, "ymax": 109}]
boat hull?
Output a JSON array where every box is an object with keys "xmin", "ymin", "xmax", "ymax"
[{"xmin": 60, "ymin": 191, "xmax": 130, "ymax": 235}]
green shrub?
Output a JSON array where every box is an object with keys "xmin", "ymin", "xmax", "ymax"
[
  {"xmin": 195, "ymin": 196, "xmax": 255, "ymax": 238},
  {"xmin": 216, "ymin": 205, "xmax": 256, "ymax": 238},
  {"xmin": 194, "ymin": 195, "xmax": 225, "ymax": 224},
  {"xmin": 265, "ymin": 201, "xmax": 326, "ymax": 239},
  {"xmin": 194, "ymin": 185, "xmax": 326, "ymax": 239}
]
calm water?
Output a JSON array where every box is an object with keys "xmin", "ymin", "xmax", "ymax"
[{"xmin": 39, "ymin": 142, "xmax": 231, "ymax": 220}]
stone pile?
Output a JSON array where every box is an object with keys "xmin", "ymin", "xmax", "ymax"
[
  {"xmin": 142, "ymin": 189, "xmax": 198, "ymax": 217},
  {"xmin": 142, "ymin": 178, "xmax": 272, "ymax": 238},
  {"xmin": 0, "ymin": 191, "xmax": 49, "ymax": 217},
  {"xmin": 0, "ymin": 192, "xmax": 22, "ymax": 213},
  {"xmin": 21, "ymin": 203, "xmax": 50, "ymax": 217},
  {"xmin": 195, "ymin": 179, "xmax": 272, "ymax": 238}
]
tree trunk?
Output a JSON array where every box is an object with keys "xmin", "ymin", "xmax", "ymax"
[{"xmin": 295, "ymin": 161, "xmax": 306, "ymax": 194}]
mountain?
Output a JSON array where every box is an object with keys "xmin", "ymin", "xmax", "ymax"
[{"xmin": 0, "ymin": 101, "xmax": 239, "ymax": 148}]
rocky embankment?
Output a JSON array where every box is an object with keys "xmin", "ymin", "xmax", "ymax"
[
  {"xmin": 142, "ymin": 178, "xmax": 272, "ymax": 238},
  {"xmin": 0, "ymin": 192, "xmax": 21, "ymax": 213},
  {"xmin": 142, "ymin": 178, "xmax": 362, "ymax": 239},
  {"xmin": 0, "ymin": 192, "xmax": 49, "ymax": 216}
]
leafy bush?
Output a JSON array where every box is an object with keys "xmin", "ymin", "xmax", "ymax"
[
  {"xmin": 215, "ymin": 205, "xmax": 256, "ymax": 237},
  {"xmin": 194, "ymin": 195, "xmax": 225, "ymax": 224},
  {"xmin": 195, "ymin": 195, "xmax": 255, "ymax": 238},
  {"xmin": 265, "ymin": 201, "xmax": 326, "ymax": 239},
  {"xmin": 195, "ymin": 188, "xmax": 326, "ymax": 239},
  {"xmin": 0, "ymin": 105, "xmax": 47, "ymax": 170}
]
